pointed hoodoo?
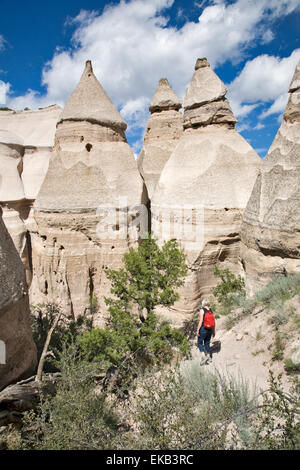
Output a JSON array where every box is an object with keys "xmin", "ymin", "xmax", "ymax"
[
  {"xmin": 151, "ymin": 58, "xmax": 261, "ymax": 314},
  {"xmin": 183, "ymin": 57, "xmax": 237, "ymax": 129},
  {"xmin": 149, "ymin": 78, "xmax": 182, "ymax": 113},
  {"xmin": 59, "ymin": 60, "xmax": 127, "ymax": 132},
  {"xmin": 138, "ymin": 78, "xmax": 183, "ymax": 199},
  {"xmin": 241, "ymin": 59, "xmax": 300, "ymax": 293},
  {"xmin": 32, "ymin": 61, "xmax": 146, "ymax": 319}
]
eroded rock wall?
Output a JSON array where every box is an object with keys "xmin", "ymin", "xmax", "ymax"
[
  {"xmin": 0, "ymin": 208, "xmax": 37, "ymax": 391},
  {"xmin": 138, "ymin": 78, "xmax": 183, "ymax": 199},
  {"xmin": 152, "ymin": 58, "xmax": 261, "ymax": 313},
  {"xmin": 31, "ymin": 61, "xmax": 147, "ymax": 322},
  {"xmin": 241, "ymin": 60, "xmax": 300, "ymax": 293}
]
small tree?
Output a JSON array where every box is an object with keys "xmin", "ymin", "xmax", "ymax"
[
  {"xmin": 105, "ymin": 235, "xmax": 188, "ymax": 316},
  {"xmin": 77, "ymin": 236, "xmax": 190, "ymax": 387},
  {"xmin": 212, "ymin": 266, "xmax": 246, "ymax": 306}
]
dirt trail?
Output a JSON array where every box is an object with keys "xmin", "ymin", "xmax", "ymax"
[{"xmin": 191, "ymin": 314, "xmax": 287, "ymax": 393}]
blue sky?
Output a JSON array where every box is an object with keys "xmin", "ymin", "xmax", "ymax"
[{"xmin": 0, "ymin": 0, "xmax": 300, "ymax": 158}]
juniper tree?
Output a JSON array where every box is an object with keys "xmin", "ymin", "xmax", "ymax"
[
  {"xmin": 78, "ymin": 236, "xmax": 189, "ymax": 376},
  {"xmin": 105, "ymin": 235, "xmax": 188, "ymax": 317}
]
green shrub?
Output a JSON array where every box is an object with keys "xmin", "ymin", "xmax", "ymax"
[
  {"xmin": 212, "ymin": 266, "xmax": 246, "ymax": 306},
  {"xmin": 121, "ymin": 361, "xmax": 257, "ymax": 450},
  {"xmin": 77, "ymin": 308, "xmax": 190, "ymax": 391},
  {"xmin": 105, "ymin": 235, "xmax": 188, "ymax": 315},
  {"xmin": 89, "ymin": 293, "xmax": 99, "ymax": 315},
  {"xmin": 284, "ymin": 358, "xmax": 300, "ymax": 374},
  {"xmin": 17, "ymin": 356, "xmax": 299, "ymax": 450},
  {"xmin": 254, "ymin": 273, "xmax": 300, "ymax": 310},
  {"xmin": 212, "ymin": 267, "xmax": 246, "ymax": 318},
  {"xmin": 30, "ymin": 303, "xmax": 93, "ymax": 372},
  {"xmin": 272, "ymin": 331, "xmax": 285, "ymax": 361},
  {"xmin": 120, "ymin": 368, "xmax": 226, "ymax": 450},
  {"xmin": 248, "ymin": 372, "xmax": 300, "ymax": 450},
  {"xmin": 268, "ymin": 310, "xmax": 289, "ymax": 327},
  {"xmin": 21, "ymin": 344, "xmax": 119, "ymax": 450},
  {"xmin": 181, "ymin": 359, "xmax": 257, "ymax": 422},
  {"xmin": 76, "ymin": 236, "xmax": 190, "ymax": 390}
]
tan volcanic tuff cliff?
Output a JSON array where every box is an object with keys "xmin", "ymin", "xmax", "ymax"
[
  {"xmin": 240, "ymin": 59, "xmax": 300, "ymax": 294},
  {"xmin": 31, "ymin": 61, "xmax": 147, "ymax": 321},
  {"xmin": 0, "ymin": 129, "xmax": 32, "ymax": 284},
  {"xmin": 151, "ymin": 58, "xmax": 261, "ymax": 313},
  {"xmin": 0, "ymin": 105, "xmax": 62, "ymax": 201},
  {"xmin": 0, "ymin": 106, "xmax": 61, "ymax": 284},
  {"xmin": 0, "ymin": 207, "xmax": 37, "ymax": 391},
  {"xmin": 138, "ymin": 78, "xmax": 183, "ymax": 199}
]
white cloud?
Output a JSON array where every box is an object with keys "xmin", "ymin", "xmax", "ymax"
[
  {"xmin": 253, "ymin": 122, "xmax": 265, "ymax": 130},
  {"xmin": 4, "ymin": 0, "xmax": 300, "ymax": 149},
  {"xmin": 236, "ymin": 122, "xmax": 250, "ymax": 132},
  {"xmin": 120, "ymin": 97, "xmax": 150, "ymax": 131},
  {"xmin": 0, "ymin": 81, "xmax": 10, "ymax": 105},
  {"xmin": 260, "ymin": 93, "xmax": 289, "ymax": 119},
  {"xmin": 228, "ymin": 49, "xmax": 300, "ymax": 120},
  {"xmin": 261, "ymin": 29, "xmax": 274, "ymax": 44}
]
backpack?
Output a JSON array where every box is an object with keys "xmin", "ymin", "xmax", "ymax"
[{"xmin": 203, "ymin": 308, "xmax": 215, "ymax": 330}]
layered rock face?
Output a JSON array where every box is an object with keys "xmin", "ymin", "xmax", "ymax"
[
  {"xmin": 0, "ymin": 105, "xmax": 62, "ymax": 201},
  {"xmin": 152, "ymin": 58, "xmax": 261, "ymax": 313},
  {"xmin": 31, "ymin": 61, "xmax": 146, "ymax": 320},
  {"xmin": 138, "ymin": 78, "xmax": 183, "ymax": 199},
  {"xmin": 0, "ymin": 130, "xmax": 31, "ymax": 282},
  {"xmin": 0, "ymin": 106, "xmax": 61, "ymax": 282},
  {"xmin": 241, "ymin": 60, "xmax": 300, "ymax": 293},
  {"xmin": 0, "ymin": 208, "xmax": 37, "ymax": 391}
]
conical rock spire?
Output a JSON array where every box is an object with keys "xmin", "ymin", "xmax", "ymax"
[
  {"xmin": 149, "ymin": 78, "xmax": 181, "ymax": 113},
  {"xmin": 60, "ymin": 60, "xmax": 127, "ymax": 131},
  {"xmin": 152, "ymin": 58, "xmax": 261, "ymax": 312},
  {"xmin": 184, "ymin": 58, "xmax": 227, "ymax": 108},
  {"xmin": 32, "ymin": 61, "xmax": 146, "ymax": 319},
  {"xmin": 138, "ymin": 78, "xmax": 183, "ymax": 199},
  {"xmin": 183, "ymin": 58, "xmax": 237, "ymax": 128}
]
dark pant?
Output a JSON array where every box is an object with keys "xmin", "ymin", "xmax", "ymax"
[{"xmin": 197, "ymin": 326, "xmax": 212, "ymax": 355}]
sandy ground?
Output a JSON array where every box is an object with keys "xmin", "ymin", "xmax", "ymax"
[{"xmin": 190, "ymin": 312, "xmax": 294, "ymax": 394}]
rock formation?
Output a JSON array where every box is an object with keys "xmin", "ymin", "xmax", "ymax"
[
  {"xmin": 240, "ymin": 59, "xmax": 300, "ymax": 293},
  {"xmin": 0, "ymin": 129, "xmax": 31, "ymax": 281},
  {"xmin": 138, "ymin": 78, "xmax": 183, "ymax": 199},
  {"xmin": 0, "ymin": 105, "xmax": 62, "ymax": 201},
  {"xmin": 0, "ymin": 106, "xmax": 61, "ymax": 282},
  {"xmin": 152, "ymin": 58, "xmax": 261, "ymax": 313},
  {"xmin": 0, "ymin": 207, "xmax": 37, "ymax": 391},
  {"xmin": 31, "ymin": 61, "xmax": 147, "ymax": 320}
]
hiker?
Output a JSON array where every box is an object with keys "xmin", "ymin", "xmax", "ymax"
[{"xmin": 196, "ymin": 299, "xmax": 215, "ymax": 365}]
